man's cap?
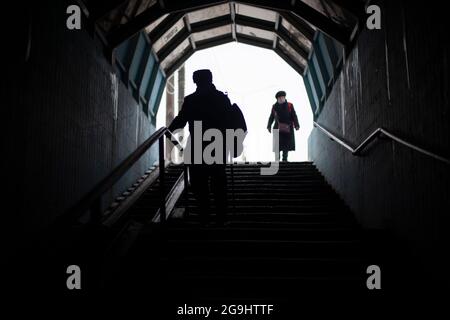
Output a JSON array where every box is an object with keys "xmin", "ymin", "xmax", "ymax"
[
  {"xmin": 275, "ymin": 90, "xmax": 286, "ymax": 98},
  {"xmin": 193, "ymin": 69, "xmax": 213, "ymax": 84}
]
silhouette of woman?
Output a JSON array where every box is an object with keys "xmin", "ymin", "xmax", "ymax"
[{"xmin": 267, "ymin": 91, "xmax": 300, "ymax": 162}]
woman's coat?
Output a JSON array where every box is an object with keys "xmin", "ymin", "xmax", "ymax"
[{"xmin": 267, "ymin": 101, "xmax": 300, "ymax": 152}]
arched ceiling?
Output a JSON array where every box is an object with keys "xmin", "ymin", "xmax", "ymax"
[{"xmin": 78, "ymin": 0, "xmax": 366, "ymax": 76}]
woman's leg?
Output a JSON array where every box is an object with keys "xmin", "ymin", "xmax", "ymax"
[{"xmin": 282, "ymin": 150, "xmax": 288, "ymax": 162}]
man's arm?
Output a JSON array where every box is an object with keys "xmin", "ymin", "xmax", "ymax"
[
  {"xmin": 168, "ymin": 99, "xmax": 189, "ymax": 132},
  {"xmin": 267, "ymin": 106, "xmax": 275, "ymax": 132}
]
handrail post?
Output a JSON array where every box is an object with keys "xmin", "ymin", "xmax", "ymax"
[
  {"xmin": 231, "ymin": 162, "xmax": 235, "ymax": 216},
  {"xmin": 159, "ymin": 136, "xmax": 166, "ymax": 223},
  {"xmin": 183, "ymin": 164, "xmax": 189, "ymax": 218}
]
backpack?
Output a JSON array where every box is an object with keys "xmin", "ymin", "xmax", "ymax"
[{"xmin": 227, "ymin": 103, "xmax": 247, "ymax": 158}]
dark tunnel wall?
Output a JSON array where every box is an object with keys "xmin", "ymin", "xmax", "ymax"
[
  {"xmin": 2, "ymin": 1, "xmax": 159, "ymax": 248},
  {"xmin": 308, "ymin": 0, "xmax": 450, "ymax": 277}
]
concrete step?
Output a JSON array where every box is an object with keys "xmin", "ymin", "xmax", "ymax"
[
  {"xmin": 146, "ymin": 239, "xmax": 364, "ymax": 259},
  {"xmin": 178, "ymin": 211, "xmax": 354, "ymax": 222},
  {"xmin": 178, "ymin": 198, "xmax": 342, "ymax": 205},
  {"xmin": 182, "ymin": 204, "xmax": 348, "ymax": 213},
  {"xmin": 167, "ymin": 220, "xmax": 355, "ymax": 229},
  {"xmin": 162, "ymin": 226, "xmax": 361, "ymax": 241}
]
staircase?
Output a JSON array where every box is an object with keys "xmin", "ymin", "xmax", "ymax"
[{"xmin": 107, "ymin": 162, "xmax": 408, "ymax": 315}]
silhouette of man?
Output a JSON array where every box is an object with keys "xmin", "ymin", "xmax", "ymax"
[{"xmin": 168, "ymin": 69, "xmax": 229, "ymax": 226}]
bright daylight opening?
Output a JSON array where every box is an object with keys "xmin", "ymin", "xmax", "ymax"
[{"xmin": 157, "ymin": 42, "xmax": 313, "ymax": 162}]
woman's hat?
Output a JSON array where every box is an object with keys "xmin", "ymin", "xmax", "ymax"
[{"xmin": 275, "ymin": 90, "xmax": 286, "ymax": 98}]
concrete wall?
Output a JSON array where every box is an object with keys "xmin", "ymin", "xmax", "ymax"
[
  {"xmin": 2, "ymin": 1, "xmax": 158, "ymax": 244},
  {"xmin": 308, "ymin": 0, "xmax": 450, "ymax": 274}
]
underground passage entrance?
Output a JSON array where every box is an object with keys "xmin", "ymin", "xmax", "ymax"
[
  {"xmin": 88, "ymin": 0, "xmax": 358, "ymax": 164},
  {"xmin": 156, "ymin": 42, "xmax": 314, "ymax": 163}
]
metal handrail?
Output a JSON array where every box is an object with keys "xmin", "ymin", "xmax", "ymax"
[
  {"xmin": 313, "ymin": 122, "xmax": 450, "ymax": 165},
  {"xmin": 152, "ymin": 171, "xmax": 186, "ymax": 223},
  {"xmin": 63, "ymin": 127, "xmax": 185, "ymax": 225}
]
